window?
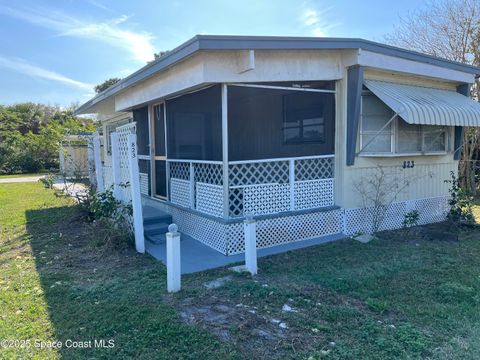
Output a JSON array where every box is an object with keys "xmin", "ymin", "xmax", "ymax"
[
  {"xmin": 360, "ymin": 95, "xmax": 393, "ymax": 153},
  {"xmin": 360, "ymin": 94, "xmax": 449, "ymax": 155},
  {"xmin": 166, "ymin": 85, "xmax": 222, "ymax": 161},
  {"xmin": 228, "ymin": 85, "xmax": 335, "ymax": 161},
  {"xmin": 283, "ymin": 92, "xmax": 325, "ymax": 144}
]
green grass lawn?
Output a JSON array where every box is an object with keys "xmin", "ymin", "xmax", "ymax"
[{"xmin": 1, "ymin": 182, "xmax": 480, "ymax": 359}]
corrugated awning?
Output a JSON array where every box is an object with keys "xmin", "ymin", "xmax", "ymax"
[{"xmin": 364, "ymin": 79, "xmax": 480, "ymax": 126}]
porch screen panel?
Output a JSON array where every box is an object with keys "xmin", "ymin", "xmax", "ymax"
[
  {"xmin": 155, "ymin": 160, "xmax": 167, "ymax": 198},
  {"xmin": 228, "ymin": 85, "xmax": 335, "ymax": 161},
  {"xmin": 133, "ymin": 106, "xmax": 150, "ymax": 156},
  {"xmin": 166, "ymin": 85, "xmax": 222, "ymax": 161},
  {"xmin": 154, "ymin": 104, "xmax": 166, "ymax": 156}
]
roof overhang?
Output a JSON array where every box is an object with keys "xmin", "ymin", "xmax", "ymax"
[
  {"xmin": 364, "ymin": 79, "xmax": 480, "ymax": 127},
  {"xmin": 74, "ymin": 35, "xmax": 480, "ymax": 115}
]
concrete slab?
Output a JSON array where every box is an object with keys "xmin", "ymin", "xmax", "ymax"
[
  {"xmin": 146, "ymin": 232, "xmax": 347, "ymax": 274},
  {"xmin": 52, "ymin": 180, "xmax": 88, "ymax": 199},
  {"xmin": 0, "ymin": 175, "xmax": 45, "ymax": 183}
]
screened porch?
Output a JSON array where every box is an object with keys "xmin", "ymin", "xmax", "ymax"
[{"xmin": 135, "ymin": 81, "xmax": 337, "ymax": 219}]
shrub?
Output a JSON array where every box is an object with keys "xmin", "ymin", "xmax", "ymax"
[
  {"xmin": 402, "ymin": 210, "xmax": 420, "ymax": 229},
  {"xmin": 445, "ymin": 171, "xmax": 474, "ymax": 224},
  {"xmin": 38, "ymin": 173, "xmax": 56, "ymax": 189}
]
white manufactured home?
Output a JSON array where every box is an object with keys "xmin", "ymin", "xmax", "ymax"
[{"xmin": 75, "ymin": 35, "xmax": 480, "ymax": 256}]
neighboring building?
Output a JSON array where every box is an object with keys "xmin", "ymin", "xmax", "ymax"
[
  {"xmin": 59, "ymin": 133, "xmax": 92, "ymax": 179},
  {"xmin": 75, "ymin": 35, "xmax": 480, "ymax": 255}
]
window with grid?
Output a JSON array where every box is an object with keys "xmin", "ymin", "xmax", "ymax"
[{"xmin": 360, "ymin": 94, "xmax": 448, "ymax": 155}]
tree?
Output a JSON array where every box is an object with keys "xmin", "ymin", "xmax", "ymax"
[
  {"xmin": 94, "ymin": 78, "xmax": 122, "ymax": 94},
  {"xmin": 0, "ymin": 103, "xmax": 95, "ymax": 174},
  {"xmin": 147, "ymin": 51, "xmax": 171, "ymax": 64},
  {"xmin": 385, "ymin": 0, "xmax": 480, "ymax": 194}
]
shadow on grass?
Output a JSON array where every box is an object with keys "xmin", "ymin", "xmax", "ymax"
[{"xmin": 25, "ymin": 205, "xmax": 235, "ymax": 359}]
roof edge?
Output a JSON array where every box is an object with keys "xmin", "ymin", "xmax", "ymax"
[{"xmin": 74, "ymin": 35, "xmax": 480, "ymax": 115}]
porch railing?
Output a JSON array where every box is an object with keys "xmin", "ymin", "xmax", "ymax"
[{"xmin": 167, "ymin": 155, "xmax": 334, "ymax": 218}]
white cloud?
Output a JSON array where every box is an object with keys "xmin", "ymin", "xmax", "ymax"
[
  {"xmin": 300, "ymin": 5, "xmax": 339, "ymax": 37},
  {"xmin": 0, "ymin": 55, "xmax": 94, "ymax": 91},
  {"xmin": 0, "ymin": 5, "xmax": 155, "ymax": 63}
]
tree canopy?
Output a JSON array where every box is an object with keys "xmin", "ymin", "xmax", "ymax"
[
  {"xmin": 386, "ymin": 0, "xmax": 480, "ymax": 194},
  {"xmin": 94, "ymin": 78, "xmax": 122, "ymax": 94},
  {"xmin": 0, "ymin": 103, "xmax": 95, "ymax": 174}
]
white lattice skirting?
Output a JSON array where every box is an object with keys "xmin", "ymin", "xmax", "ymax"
[
  {"xmin": 143, "ymin": 195, "xmax": 449, "ymax": 256},
  {"xmin": 343, "ymin": 196, "xmax": 449, "ymax": 235}
]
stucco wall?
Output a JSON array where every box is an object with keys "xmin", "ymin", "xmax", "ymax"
[
  {"xmin": 115, "ymin": 49, "xmax": 347, "ymax": 111},
  {"xmin": 335, "ymin": 68, "xmax": 459, "ymax": 209}
]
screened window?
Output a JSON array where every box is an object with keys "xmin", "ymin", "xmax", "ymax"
[
  {"xmin": 166, "ymin": 85, "xmax": 222, "ymax": 161},
  {"xmin": 283, "ymin": 92, "xmax": 325, "ymax": 144},
  {"xmin": 360, "ymin": 94, "xmax": 449, "ymax": 155},
  {"xmin": 134, "ymin": 106, "xmax": 150, "ymax": 156},
  {"xmin": 228, "ymin": 85, "xmax": 335, "ymax": 161}
]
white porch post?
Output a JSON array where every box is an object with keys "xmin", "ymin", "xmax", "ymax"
[
  {"xmin": 127, "ymin": 133, "xmax": 145, "ymax": 254},
  {"xmin": 93, "ymin": 131, "xmax": 104, "ymax": 192},
  {"xmin": 289, "ymin": 159, "xmax": 295, "ymax": 211},
  {"xmin": 244, "ymin": 216, "xmax": 258, "ymax": 275},
  {"xmin": 166, "ymin": 223, "xmax": 181, "ymax": 292},
  {"xmin": 110, "ymin": 132, "xmax": 121, "ymax": 199},
  {"xmin": 221, "ymin": 84, "xmax": 229, "ymax": 218}
]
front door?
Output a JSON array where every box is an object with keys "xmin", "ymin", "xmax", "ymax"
[{"xmin": 152, "ymin": 103, "xmax": 167, "ymax": 199}]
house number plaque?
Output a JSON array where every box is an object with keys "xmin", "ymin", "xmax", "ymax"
[{"xmin": 402, "ymin": 160, "xmax": 414, "ymax": 169}]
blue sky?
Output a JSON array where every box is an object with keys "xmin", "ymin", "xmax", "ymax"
[{"xmin": 0, "ymin": 0, "xmax": 425, "ymax": 107}]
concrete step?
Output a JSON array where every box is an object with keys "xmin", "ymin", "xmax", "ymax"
[
  {"xmin": 144, "ymin": 222, "xmax": 169, "ymax": 236},
  {"xmin": 143, "ymin": 213, "xmax": 172, "ymax": 226},
  {"xmin": 145, "ymin": 233, "xmax": 166, "ymax": 245}
]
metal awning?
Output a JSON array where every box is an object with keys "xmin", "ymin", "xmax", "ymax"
[{"xmin": 364, "ymin": 79, "xmax": 480, "ymax": 126}]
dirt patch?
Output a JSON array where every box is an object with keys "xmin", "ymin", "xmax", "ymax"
[
  {"xmin": 378, "ymin": 221, "xmax": 466, "ymax": 243},
  {"xmin": 175, "ymin": 296, "xmax": 319, "ymax": 359}
]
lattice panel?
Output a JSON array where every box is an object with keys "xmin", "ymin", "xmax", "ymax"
[
  {"xmin": 243, "ymin": 183, "xmax": 290, "ymax": 216},
  {"xmin": 229, "ymin": 161, "xmax": 289, "ymax": 186},
  {"xmin": 115, "ymin": 122, "xmax": 136, "ymax": 203},
  {"xmin": 156, "ymin": 202, "xmax": 228, "ymax": 254},
  {"xmin": 227, "ymin": 209, "xmax": 342, "ymax": 254},
  {"xmin": 295, "ymin": 157, "xmax": 334, "ymax": 181},
  {"xmin": 170, "ymin": 178, "xmax": 191, "ymax": 208},
  {"xmin": 229, "ymin": 188, "xmax": 243, "ymax": 217},
  {"xmin": 139, "ymin": 173, "xmax": 149, "ymax": 196},
  {"xmin": 345, "ymin": 202, "xmax": 408, "ymax": 235},
  {"xmin": 169, "ymin": 162, "xmax": 190, "ymax": 180},
  {"xmin": 415, "ymin": 197, "xmax": 448, "ymax": 225},
  {"xmin": 103, "ymin": 165, "xmax": 113, "ymax": 189},
  {"xmin": 87, "ymin": 136, "xmax": 96, "ymax": 186},
  {"xmin": 344, "ymin": 197, "xmax": 449, "ymax": 236},
  {"xmin": 295, "ymin": 179, "xmax": 334, "ymax": 210},
  {"xmin": 194, "ymin": 162, "xmax": 223, "ymax": 185},
  {"xmin": 196, "ymin": 182, "xmax": 223, "ymax": 217}
]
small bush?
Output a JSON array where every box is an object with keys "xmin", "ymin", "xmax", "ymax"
[
  {"xmin": 445, "ymin": 171, "xmax": 474, "ymax": 224},
  {"xmin": 39, "ymin": 173, "xmax": 56, "ymax": 189},
  {"xmin": 402, "ymin": 210, "xmax": 420, "ymax": 228},
  {"xmin": 77, "ymin": 186, "xmax": 133, "ymax": 249}
]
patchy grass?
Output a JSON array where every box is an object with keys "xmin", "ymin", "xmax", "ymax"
[
  {"xmin": 2, "ymin": 182, "xmax": 480, "ymax": 359},
  {"xmin": 0, "ymin": 183, "xmax": 235, "ymax": 359}
]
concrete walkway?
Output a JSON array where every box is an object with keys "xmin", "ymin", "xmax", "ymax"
[
  {"xmin": 52, "ymin": 180, "xmax": 88, "ymax": 199},
  {"xmin": 146, "ymin": 232, "xmax": 347, "ymax": 274},
  {"xmin": 0, "ymin": 175, "xmax": 45, "ymax": 183}
]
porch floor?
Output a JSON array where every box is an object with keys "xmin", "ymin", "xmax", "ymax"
[{"xmin": 145, "ymin": 232, "xmax": 346, "ymax": 274}]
